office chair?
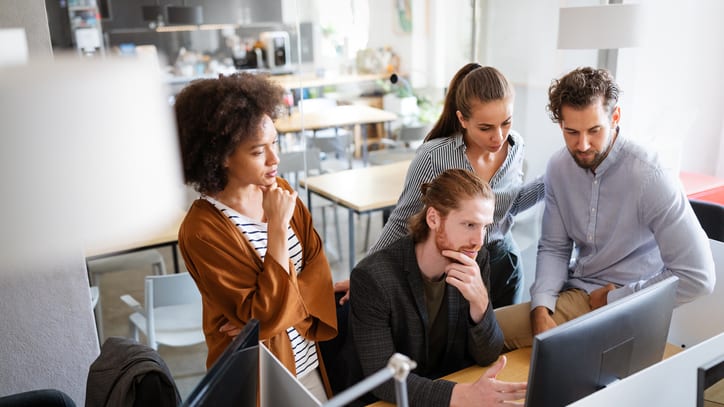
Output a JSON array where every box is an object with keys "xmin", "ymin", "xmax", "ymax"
[
  {"xmin": 667, "ymin": 199, "xmax": 724, "ymax": 348},
  {"xmin": 120, "ymin": 272, "xmax": 204, "ymax": 350},
  {"xmin": 689, "ymin": 199, "xmax": 724, "ymax": 241},
  {"xmin": 86, "ymin": 336, "xmax": 181, "ymax": 407},
  {"xmin": 86, "ymin": 249, "xmax": 167, "ymax": 342},
  {"xmin": 298, "ymin": 98, "xmax": 354, "ymax": 170},
  {"xmin": 367, "ymin": 123, "xmax": 430, "ymax": 166},
  {"xmin": 0, "ymin": 389, "xmax": 76, "ymax": 407}
]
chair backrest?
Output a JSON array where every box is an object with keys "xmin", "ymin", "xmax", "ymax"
[
  {"xmin": 277, "ymin": 147, "xmax": 323, "ymax": 190},
  {"xmin": 86, "ymin": 336, "xmax": 181, "ymax": 407},
  {"xmin": 690, "ymin": 199, "xmax": 724, "ymax": 242},
  {"xmin": 398, "ymin": 123, "xmax": 431, "ymax": 144},
  {"xmin": 278, "ymin": 147, "xmax": 323, "ymax": 173},
  {"xmin": 145, "ymin": 272, "xmax": 201, "ymax": 310},
  {"xmin": 144, "ymin": 272, "xmax": 202, "ymax": 348}
]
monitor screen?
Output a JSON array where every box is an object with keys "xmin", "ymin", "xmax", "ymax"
[
  {"xmin": 182, "ymin": 319, "xmax": 260, "ymax": 407},
  {"xmin": 525, "ymin": 276, "xmax": 678, "ymax": 407}
]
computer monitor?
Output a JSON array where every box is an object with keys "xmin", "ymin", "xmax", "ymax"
[
  {"xmin": 697, "ymin": 354, "xmax": 724, "ymax": 407},
  {"xmin": 181, "ymin": 319, "xmax": 260, "ymax": 407},
  {"xmin": 525, "ymin": 276, "xmax": 678, "ymax": 407}
]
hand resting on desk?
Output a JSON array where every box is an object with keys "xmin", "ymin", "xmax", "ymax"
[{"xmin": 450, "ymin": 356, "xmax": 527, "ymax": 406}]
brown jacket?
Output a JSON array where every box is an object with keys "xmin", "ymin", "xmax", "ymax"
[{"xmin": 178, "ymin": 178, "xmax": 337, "ymax": 393}]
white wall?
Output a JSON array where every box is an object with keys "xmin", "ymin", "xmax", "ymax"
[
  {"xmin": 476, "ymin": 0, "xmax": 576, "ymax": 179},
  {"xmin": 475, "ymin": 0, "xmax": 724, "ymax": 178},
  {"xmin": 0, "ymin": 0, "xmax": 52, "ymax": 57},
  {"xmin": 627, "ymin": 0, "xmax": 724, "ymax": 176},
  {"xmin": 365, "ymin": 0, "xmax": 412, "ymax": 76},
  {"xmin": 719, "ymin": 116, "xmax": 724, "ymax": 176}
]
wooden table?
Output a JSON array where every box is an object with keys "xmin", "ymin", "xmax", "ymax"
[
  {"xmin": 275, "ymin": 105, "xmax": 398, "ymax": 164},
  {"xmin": 270, "ymin": 72, "xmax": 388, "ymax": 90},
  {"xmin": 84, "ymin": 214, "xmax": 185, "ymax": 274},
  {"xmin": 367, "ymin": 344, "xmax": 683, "ymax": 406},
  {"xmin": 300, "ymin": 160, "xmax": 410, "ymax": 272}
]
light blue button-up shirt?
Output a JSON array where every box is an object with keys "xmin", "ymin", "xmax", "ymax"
[{"xmin": 531, "ymin": 134, "xmax": 715, "ymax": 311}]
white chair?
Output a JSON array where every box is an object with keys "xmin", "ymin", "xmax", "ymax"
[
  {"xmin": 120, "ymin": 272, "xmax": 204, "ymax": 350},
  {"xmin": 86, "ymin": 249, "xmax": 167, "ymax": 341}
]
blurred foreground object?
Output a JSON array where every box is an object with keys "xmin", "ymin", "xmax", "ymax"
[{"xmin": 0, "ymin": 55, "xmax": 185, "ymax": 404}]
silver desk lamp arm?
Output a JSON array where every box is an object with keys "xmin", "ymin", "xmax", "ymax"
[{"xmin": 323, "ymin": 353, "xmax": 417, "ymax": 407}]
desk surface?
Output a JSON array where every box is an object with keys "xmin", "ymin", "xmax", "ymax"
[
  {"xmin": 275, "ymin": 105, "xmax": 397, "ymax": 134},
  {"xmin": 300, "ymin": 160, "xmax": 410, "ymax": 212},
  {"xmin": 166, "ymin": 72, "xmax": 386, "ymax": 90},
  {"xmin": 270, "ymin": 72, "xmax": 388, "ymax": 90},
  {"xmin": 367, "ymin": 344, "xmax": 683, "ymax": 407},
  {"xmin": 84, "ymin": 214, "xmax": 183, "ymax": 259}
]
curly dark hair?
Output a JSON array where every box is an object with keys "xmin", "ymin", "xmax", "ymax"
[
  {"xmin": 546, "ymin": 67, "xmax": 619, "ymax": 124},
  {"xmin": 174, "ymin": 72, "xmax": 285, "ymax": 195}
]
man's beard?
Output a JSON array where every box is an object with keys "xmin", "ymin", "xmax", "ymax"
[
  {"xmin": 569, "ymin": 149, "xmax": 606, "ymax": 169},
  {"xmin": 434, "ymin": 224, "xmax": 480, "ymax": 259},
  {"xmin": 569, "ymin": 127, "xmax": 618, "ymax": 170}
]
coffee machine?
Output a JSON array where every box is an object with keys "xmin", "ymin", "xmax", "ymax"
[{"xmin": 259, "ymin": 31, "xmax": 291, "ymax": 73}]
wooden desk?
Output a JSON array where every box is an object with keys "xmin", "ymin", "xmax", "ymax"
[
  {"xmin": 300, "ymin": 160, "xmax": 410, "ymax": 272},
  {"xmin": 84, "ymin": 215, "xmax": 184, "ymax": 274},
  {"xmin": 275, "ymin": 105, "xmax": 398, "ymax": 164},
  {"xmin": 270, "ymin": 72, "xmax": 388, "ymax": 90},
  {"xmin": 367, "ymin": 344, "xmax": 683, "ymax": 407},
  {"xmin": 166, "ymin": 72, "xmax": 387, "ymax": 94}
]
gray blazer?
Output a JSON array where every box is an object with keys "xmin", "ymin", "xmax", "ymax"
[{"xmin": 350, "ymin": 236, "xmax": 504, "ymax": 406}]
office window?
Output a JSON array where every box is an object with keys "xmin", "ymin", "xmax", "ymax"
[{"xmin": 316, "ymin": 0, "xmax": 369, "ymax": 69}]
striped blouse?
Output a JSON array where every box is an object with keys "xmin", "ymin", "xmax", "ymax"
[
  {"xmin": 369, "ymin": 131, "xmax": 545, "ymax": 253},
  {"xmin": 203, "ymin": 196, "xmax": 319, "ymax": 378}
]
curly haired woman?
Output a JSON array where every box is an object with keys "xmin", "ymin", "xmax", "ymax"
[{"xmin": 175, "ymin": 72, "xmax": 339, "ymax": 401}]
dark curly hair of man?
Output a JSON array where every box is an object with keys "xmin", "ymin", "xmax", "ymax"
[
  {"xmin": 174, "ymin": 72, "xmax": 285, "ymax": 195},
  {"xmin": 546, "ymin": 67, "xmax": 619, "ymax": 124}
]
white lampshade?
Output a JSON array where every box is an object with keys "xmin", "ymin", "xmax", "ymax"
[
  {"xmin": 557, "ymin": 4, "xmax": 642, "ymax": 50},
  {"xmin": 0, "ymin": 56, "xmax": 186, "ymax": 268}
]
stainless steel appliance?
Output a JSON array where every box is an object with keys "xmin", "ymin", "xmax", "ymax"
[{"xmin": 259, "ymin": 31, "xmax": 291, "ymax": 72}]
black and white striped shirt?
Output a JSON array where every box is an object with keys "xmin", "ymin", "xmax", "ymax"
[
  {"xmin": 369, "ymin": 131, "xmax": 545, "ymax": 253},
  {"xmin": 204, "ymin": 196, "xmax": 319, "ymax": 378}
]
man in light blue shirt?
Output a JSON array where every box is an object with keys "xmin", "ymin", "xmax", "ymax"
[{"xmin": 496, "ymin": 67, "xmax": 715, "ymax": 350}]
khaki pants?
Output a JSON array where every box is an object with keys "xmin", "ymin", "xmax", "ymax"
[{"xmin": 494, "ymin": 289, "xmax": 592, "ymax": 351}]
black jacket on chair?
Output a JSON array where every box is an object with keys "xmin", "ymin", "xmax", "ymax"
[{"xmin": 86, "ymin": 337, "xmax": 181, "ymax": 407}]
